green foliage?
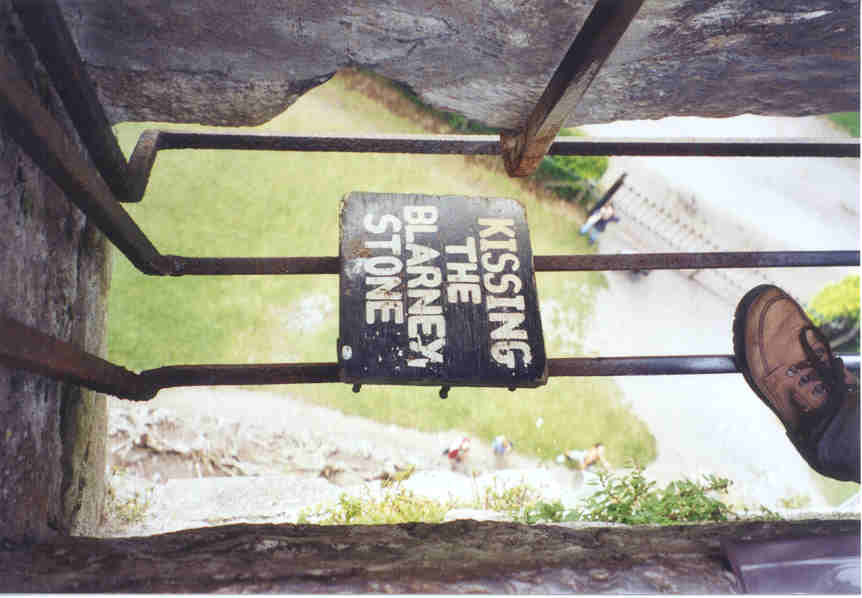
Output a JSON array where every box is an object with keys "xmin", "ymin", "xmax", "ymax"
[
  {"xmin": 574, "ymin": 465, "xmax": 734, "ymax": 525},
  {"xmin": 534, "ymin": 129, "xmax": 609, "ymax": 207},
  {"xmin": 828, "ymin": 112, "xmax": 860, "ymax": 137},
  {"xmin": 298, "ymin": 467, "xmax": 784, "ymax": 526},
  {"xmin": 104, "ymin": 468, "xmax": 152, "ymax": 526},
  {"xmin": 478, "ymin": 481, "xmax": 543, "ymax": 521},
  {"xmin": 807, "ymin": 275, "xmax": 860, "ymax": 327},
  {"xmin": 298, "ymin": 487, "xmax": 452, "ymax": 525}
]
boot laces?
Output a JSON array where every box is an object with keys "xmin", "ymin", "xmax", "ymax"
[{"xmin": 790, "ymin": 325, "xmax": 849, "ymax": 436}]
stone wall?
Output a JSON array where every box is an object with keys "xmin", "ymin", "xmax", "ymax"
[
  {"xmin": 61, "ymin": 0, "xmax": 859, "ymax": 128},
  {"xmin": 0, "ymin": 0, "xmax": 109, "ymax": 542},
  {"xmin": 1, "ymin": 518, "xmax": 858, "ymax": 592}
]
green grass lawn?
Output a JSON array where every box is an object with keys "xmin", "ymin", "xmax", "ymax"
[{"xmin": 108, "ymin": 71, "xmax": 657, "ymax": 467}]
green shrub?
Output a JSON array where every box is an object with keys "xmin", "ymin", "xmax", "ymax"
[
  {"xmin": 807, "ymin": 275, "xmax": 860, "ymax": 351},
  {"xmin": 299, "ymin": 466, "xmax": 784, "ymax": 526},
  {"xmin": 298, "ymin": 487, "xmax": 453, "ymax": 525},
  {"xmin": 573, "ymin": 465, "xmax": 733, "ymax": 525},
  {"xmin": 807, "ymin": 275, "xmax": 860, "ymax": 327}
]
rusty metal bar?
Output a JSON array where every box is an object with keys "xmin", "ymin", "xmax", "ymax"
[
  {"xmin": 533, "ymin": 250, "xmax": 860, "ymax": 272},
  {"xmin": 0, "ymin": 315, "xmax": 151, "ymax": 400},
  {"xmin": 548, "ymin": 355, "xmax": 860, "ymax": 376},
  {"xmin": 501, "ymin": 0, "xmax": 646, "ymax": 176},
  {"xmin": 12, "ymin": 0, "xmax": 131, "ymax": 202},
  {"xmin": 154, "ymin": 251, "xmax": 858, "ymax": 276},
  {"xmin": 148, "ymin": 130, "xmax": 861, "ymax": 157},
  {"xmin": 2, "ymin": 313, "xmax": 857, "ymax": 396},
  {"xmin": 547, "ymin": 137, "xmax": 861, "ymax": 158},
  {"xmin": 549, "ymin": 355, "xmax": 737, "ymax": 376},
  {"xmin": 138, "ymin": 363, "xmax": 341, "ymax": 391},
  {"xmin": 124, "ymin": 129, "xmax": 859, "ymax": 207},
  {"xmin": 155, "ymin": 130, "xmax": 503, "ymax": 154},
  {"xmin": 0, "ymin": 53, "xmax": 169, "ymax": 274},
  {"xmin": 167, "ymin": 256, "xmax": 341, "ymax": 276}
]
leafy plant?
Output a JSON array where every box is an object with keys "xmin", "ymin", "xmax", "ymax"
[
  {"xmin": 298, "ymin": 487, "xmax": 453, "ymax": 525},
  {"xmin": 476, "ymin": 481, "xmax": 542, "ymax": 520},
  {"xmin": 103, "ymin": 468, "xmax": 152, "ymax": 526},
  {"xmin": 574, "ymin": 465, "xmax": 734, "ymax": 525},
  {"xmin": 807, "ymin": 275, "xmax": 860, "ymax": 351},
  {"xmin": 807, "ymin": 275, "xmax": 860, "ymax": 327}
]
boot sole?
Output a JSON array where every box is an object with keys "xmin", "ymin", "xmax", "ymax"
[{"xmin": 732, "ymin": 284, "xmax": 786, "ymax": 423}]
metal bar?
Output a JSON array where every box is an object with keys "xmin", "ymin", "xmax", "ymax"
[
  {"xmin": 124, "ymin": 130, "xmax": 858, "ymax": 208},
  {"xmin": 12, "ymin": 0, "xmax": 131, "ymax": 201},
  {"xmin": 155, "ymin": 130, "xmax": 503, "ymax": 154},
  {"xmin": 153, "ymin": 250, "xmax": 858, "ymax": 276},
  {"xmin": 151, "ymin": 130, "xmax": 861, "ymax": 158},
  {"xmin": 0, "ymin": 53, "xmax": 169, "ymax": 274},
  {"xmin": 547, "ymin": 354, "xmax": 860, "ymax": 376},
  {"xmin": 546, "ymin": 137, "xmax": 861, "ymax": 158},
  {"xmin": 167, "ymin": 256, "xmax": 341, "ymax": 276},
  {"xmin": 501, "ymin": 0, "xmax": 646, "ymax": 176},
  {"xmin": 124, "ymin": 129, "xmax": 162, "ymax": 203},
  {"xmin": 587, "ymin": 172, "xmax": 626, "ymax": 216},
  {"xmin": 533, "ymin": 250, "xmax": 860, "ymax": 272},
  {"xmin": 0, "ymin": 315, "xmax": 151, "ymax": 400},
  {"xmin": 138, "ymin": 363, "xmax": 341, "ymax": 391}
]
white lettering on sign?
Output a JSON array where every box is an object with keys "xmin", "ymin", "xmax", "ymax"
[
  {"xmin": 359, "ymin": 206, "xmax": 447, "ymax": 369},
  {"xmin": 355, "ymin": 205, "xmax": 537, "ymax": 378},
  {"xmin": 403, "ymin": 206, "xmax": 444, "ymax": 367},
  {"xmin": 478, "ymin": 218, "xmax": 532, "ymax": 369},
  {"xmin": 445, "ymin": 236, "xmax": 482, "ymax": 304},
  {"xmin": 363, "ymin": 214, "xmax": 404, "ymax": 324}
]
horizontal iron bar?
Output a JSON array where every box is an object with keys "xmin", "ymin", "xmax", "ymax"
[
  {"xmin": 151, "ymin": 130, "xmax": 861, "ymax": 158},
  {"xmin": 158, "ymin": 251, "xmax": 858, "ymax": 276},
  {"xmin": 546, "ymin": 137, "xmax": 861, "ymax": 158},
  {"xmin": 2, "ymin": 311, "xmax": 858, "ymax": 397},
  {"xmin": 548, "ymin": 354, "xmax": 860, "ymax": 376},
  {"xmin": 167, "ymin": 256, "xmax": 341, "ymax": 276},
  {"xmin": 138, "ymin": 363, "xmax": 341, "ymax": 391},
  {"xmin": 0, "ymin": 315, "xmax": 150, "ymax": 400},
  {"xmin": 533, "ymin": 250, "xmax": 861, "ymax": 271},
  {"xmin": 0, "ymin": 54, "xmax": 169, "ymax": 274}
]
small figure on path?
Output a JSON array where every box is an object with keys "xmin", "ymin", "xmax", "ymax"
[
  {"xmin": 582, "ymin": 442, "xmax": 610, "ymax": 470},
  {"xmin": 556, "ymin": 442, "xmax": 610, "ymax": 471},
  {"xmin": 443, "ymin": 437, "xmax": 471, "ymax": 471},
  {"xmin": 491, "ymin": 435, "xmax": 514, "ymax": 469},
  {"xmin": 579, "ymin": 203, "xmax": 619, "ymax": 245}
]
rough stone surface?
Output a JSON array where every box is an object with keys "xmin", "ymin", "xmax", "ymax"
[
  {"xmin": 1, "ymin": 519, "xmax": 858, "ymax": 593},
  {"xmin": 0, "ymin": 0, "xmax": 109, "ymax": 542},
  {"xmin": 60, "ymin": 0, "xmax": 859, "ymax": 128}
]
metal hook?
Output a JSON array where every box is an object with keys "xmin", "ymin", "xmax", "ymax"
[
  {"xmin": 352, "ymin": 384, "xmax": 361, "ymax": 393},
  {"xmin": 439, "ymin": 386, "xmax": 450, "ymax": 399}
]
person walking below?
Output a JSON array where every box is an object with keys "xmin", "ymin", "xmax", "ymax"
[{"xmin": 579, "ymin": 203, "xmax": 619, "ymax": 245}]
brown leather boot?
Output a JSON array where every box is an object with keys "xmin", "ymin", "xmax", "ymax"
[{"xmin": 733, "ymin": 284, "xmax": 860, "ymax": 482}]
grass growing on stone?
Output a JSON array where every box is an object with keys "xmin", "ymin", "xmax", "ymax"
[{"xmin": 108, "ymin": 70, "xmax": 656, "ymax": 467}]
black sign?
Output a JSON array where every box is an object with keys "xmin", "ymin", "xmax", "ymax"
[{"xmin": 338, "ymin": 192, "xmax": 547, "ymax": 389}]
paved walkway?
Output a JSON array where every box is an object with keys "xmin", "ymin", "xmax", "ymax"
[{"xmin": 579, "ymin": 115, "xmax": 859, "ymax": 507}]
